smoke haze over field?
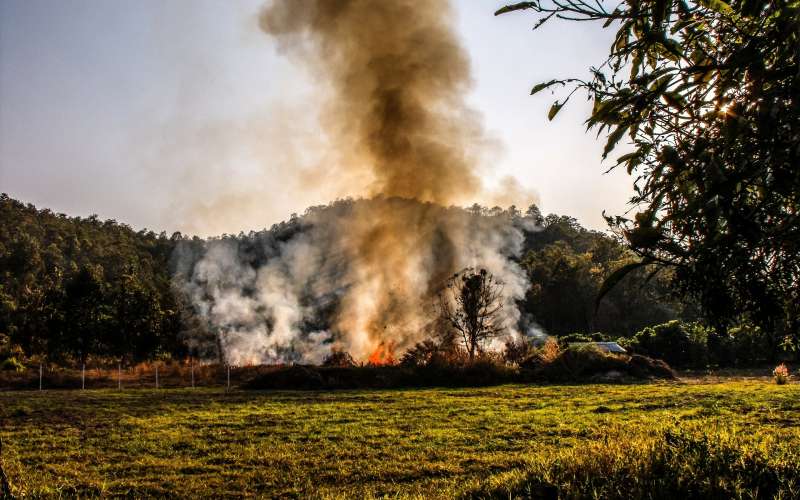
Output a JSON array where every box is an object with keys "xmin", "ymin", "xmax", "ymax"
[{"xmin": 177, "ymin": 0, "xmax": 543, "ymax": 363}]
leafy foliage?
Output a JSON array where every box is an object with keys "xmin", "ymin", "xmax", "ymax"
[
  {"xmin": 622, "ymin": 320, "xmax": 709, "ymax": 368},
  {"xmin": 0, "ymin": 194, "xmax": 186, "ymax": 364},
  {"xmin": 520, "ymin": 215, "xmax": 694, "ymax": 337},
  {"xmin": 621, "ymin": 319, "xmax": 795, "ymax": 367},
  {"xmin": 498, "ymin": 0, "xmax": 800, "ymax": 354}
]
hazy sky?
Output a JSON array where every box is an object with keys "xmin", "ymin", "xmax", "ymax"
[{"xmin": 0, "ymin": 0, "xmax": 632, "ymax": 236}]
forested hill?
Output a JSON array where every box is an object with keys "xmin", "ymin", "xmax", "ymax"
[
  {"xmin": 0, "ymin": 193, "xmax": 185, "ymax": 362},
  {"xmin": 0, "ymin": 193, "xmax": 690, "ymax": 364}
]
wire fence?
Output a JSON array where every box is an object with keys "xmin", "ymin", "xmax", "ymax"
[{"xmin": 0, "ymin": 361, "xmax": 281, "ymax": 391}]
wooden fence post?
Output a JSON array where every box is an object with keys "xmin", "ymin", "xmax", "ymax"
[{"xmin": 39, "ymin": 363, "xmax": 42, "ymax": 391}]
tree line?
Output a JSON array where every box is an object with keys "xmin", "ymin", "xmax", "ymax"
[
  {"xmin": 1, "ymin": 193, "xmax": 789, "ymax": 369},
  {"xmin": 0, "ymin": 194, "xmax": 187, "ymax": 365}
]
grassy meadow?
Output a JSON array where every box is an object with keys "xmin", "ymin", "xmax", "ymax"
[{"xmin": 1, "ymin": 378, "xmax": 799, "ymax": 498}]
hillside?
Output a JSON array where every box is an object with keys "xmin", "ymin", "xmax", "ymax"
[{"xmin": 1, "ymin": 194, "xmax": 688, "ymax": 366}]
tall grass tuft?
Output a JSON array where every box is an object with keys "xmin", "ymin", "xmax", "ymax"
[
  {"xmin": 465, "ymin": 427, "xmax": 800, "ymax": 499},
  {"xmin": 773, "ymin": 363, "xmax": 790, "ymax": 385}
]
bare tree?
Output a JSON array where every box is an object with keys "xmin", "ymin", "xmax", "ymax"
[{"xmin": 439, "ymin": 268, "xmax": 505, "ymax": 361}]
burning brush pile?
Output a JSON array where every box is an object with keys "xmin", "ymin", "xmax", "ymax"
[{"xmin": 174, "ymin": 200, "xmax": 539, "ymax": 367}]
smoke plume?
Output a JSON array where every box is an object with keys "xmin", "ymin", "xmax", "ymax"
[
  {"xmin": 260, "ymin": 0, "xmax": 485, "ymax": 205},
  {"xmin": 176, "ymin": 0, "xmax": 541, "ymax": 364}
]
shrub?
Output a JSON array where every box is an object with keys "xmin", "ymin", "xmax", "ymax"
[
  {"xmin": 558, "ymin": 333, "xmax": 592, "ymax": 344},
  {"xmin": 559, "ymin": 332, "xmax": 612, "ymax": 346},
  {"xmin": 322, "ymin": 350, "xmax": 356, "ymax": 368},
  {"xmin": 401, "ymin": 339, "xmax": 468, "ymax": 368},
  {"xmin": 0, "ymin": 357, "xmax": 25, "ymax": 373},
  {"xmin": 729, "ymin": 322, "xmax": 771, "ymax": 366},
  {"xmin": 535, "ymin": 344, "xmax": 628, "ymax": 380},
  {"xmin": 627, "ymin": 354, "xmax": 675, "ymax": 380},
  {"xmin": 539, "ymin": 338, "xmax": 561, "ymax": 364},
  {"xmin": 627, "ymin": 320, "xmax": 708, "ymax": 368},
  {"xmin": 521, "ymin": 344, "xmax": 675, "ymax": 381},
  {"xmin": 501, "ymin": 338, "xmax": 535, "ymax": 365},
  {"xmin": 401, "ymin": 340, "xmax": 442, "ymax": 367},
  {"xmin": 773, "ymin": 363, "xmax": 790, "ymax": 385}
]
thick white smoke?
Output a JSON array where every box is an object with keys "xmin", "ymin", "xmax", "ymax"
[
  {"xmin": 176, "ymin": 199, "xmax": 542, "ymax": 364},
  {"xmin": 173, "ymin": 0, "xmax": 546, "ymax": 364}
]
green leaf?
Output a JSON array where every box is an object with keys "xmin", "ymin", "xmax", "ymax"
[
  {"xmin": 661, "ymin": 38, "xmax": 683, "ymax": 60},
  {"xmin": 616, "ymin": 151, "xmax": 641, "ymax": 165},
  {"xmin": 603, "ymin": 125, "xmax": 628, "ymax": 158},
  {"xmin": 530, "ymin": 79, "xmax": 559, "ymax": 96},
  {"xmin": 595, "ymin": 259, "xmax": 653, "ymax": 313},
  {"xmin": 662, "ymin": 91, "xmax": 686, "ymax": 110},
  {"xmin": 548, "ymin": 100, "xmax": 564, "ymax": 121},
  {"xmin": 494, "ymin": 2, "xmax": 538, "ymax": 16},
  {"xmin": 697, "ymin": 0, "xmax": 733, "ymax": 14}
]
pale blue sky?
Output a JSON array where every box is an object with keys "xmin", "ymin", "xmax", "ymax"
[{"xmin": 0, "ymin": 0, "xmax": 631, "ymax": 235}]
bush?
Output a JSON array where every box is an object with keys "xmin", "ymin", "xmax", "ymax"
[
  {"xmin": 559, "ymin": 332, "xmax": 608, "ymax": 344},
  {"xmin": 773, "ymin": 363, "xmax": 790, "ymax": 385},
  {"xmin": 465, "ymin": 428, "xmax": 800, "ymax": 499},
  {"xmin": 626, "ymin": 321, "xmax": 708, "ymax": 368},
  {"xmin": 522, "ymin": 337, "xmax": 560, "ymax": 367},
  {"xmin": 401, "ymin": 339, "xmax": 468, "ymax": 368},
  {"xmin": 502, "ymin": 338, "xmax": 535, "ymax": 365},
  {"xmin": 401, "ymin": 340, "xmax": 442, "ymax": 367},
  {"xmin": 729, "ymin": 322, "xmax": 772, "ymax": 366},
  {"xmin": 521, "ymin": 344, "xmax": 674, "ymax": 382},
  {"xmin": 0, "ymin": 357, "xmax": 25, "ymax": 373},
  {"xmin": 322, "ymin": 350, "xmax": 356, "ymax": 368}
]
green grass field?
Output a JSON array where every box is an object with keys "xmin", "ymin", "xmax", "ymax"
[{"xmin": 1, "ymin": 378, "xmax": 798, "ymax": 498}]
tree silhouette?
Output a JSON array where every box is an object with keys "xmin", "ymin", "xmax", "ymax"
[
  {"xmin": 498, "ymin": 0, "xmax": 800, "ymax": 352},
  {"xmin": 439, "ymin": 268, "xmax": 505, "ymax": 360}
]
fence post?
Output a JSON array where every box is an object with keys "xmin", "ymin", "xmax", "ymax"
[
  {"xmin": 118, "ymin": 362, "xmax": 122, "ymax": 390},
  {"xmin": 39, "ymin": 363, "xmax": 42, "ymax": 391},
  {"xmin": 191, "ymin": 358, "xmax": 195, "ymax": 389},
  {"xmin": 155, "ymin": 365, "xmax": 159, "ymax": 390},
  {"xmin": 81, "ymin": 364, "xmax": 85, "ymax": 390},
  {"xmin": 227, "ymin": 365, "xmax": 231, "ymax": 392}
]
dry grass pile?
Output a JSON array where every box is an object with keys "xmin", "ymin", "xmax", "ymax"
[{"xmin": 521, "ymin": 343, "xmax": 675, "ymax": 382}]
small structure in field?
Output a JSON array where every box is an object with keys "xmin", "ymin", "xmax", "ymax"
[{"xmin": 570, "ymin": 341, "xmax": 627, "ymax": 354}]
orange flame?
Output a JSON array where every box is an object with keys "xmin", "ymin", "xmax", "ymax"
[{"xmin": 367, "ymin": 341, "xmax": 397, "ymax": 366}]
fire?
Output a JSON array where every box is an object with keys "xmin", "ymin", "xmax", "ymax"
[{"xmin": 367, "ymin": 341, "xmax": 397, "ymax": 366}]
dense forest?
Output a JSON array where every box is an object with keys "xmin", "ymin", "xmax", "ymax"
[{"xmin": 0, "ymin": 193, "xmax": 791, "ymax": 369}]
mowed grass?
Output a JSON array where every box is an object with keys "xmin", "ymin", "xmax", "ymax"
[{"xmin": 1, "ymin": 379, "xmax": 799, "ymax": 498}]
